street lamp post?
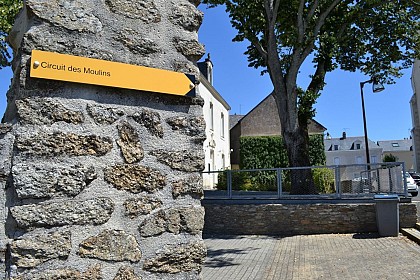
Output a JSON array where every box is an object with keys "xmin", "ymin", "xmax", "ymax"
[{"xmin": 360, "ymin": 79, "xmax": 385, "ymax": 168}]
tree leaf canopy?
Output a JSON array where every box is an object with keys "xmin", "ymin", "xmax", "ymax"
[{"xmin": 0, "ymin": 0, "xmax": 23, "ymax": 69}]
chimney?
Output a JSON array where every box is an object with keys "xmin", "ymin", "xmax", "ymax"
[
  {"xmin": 340, "ymin": 131, "xmax": 346, "ymax": 140},
  {"xmin": 197, "ymin": 53, "xmax": 213, "ymax": 84}
]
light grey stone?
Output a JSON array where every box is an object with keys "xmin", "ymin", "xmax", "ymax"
[
  {"xmin": 124, "ymin": 195, "xmax": 163, "ymax": 218},
  {"xmin": 16, "ymin": 98, "xmax": 84, "ymax": 125},
  {"xmin": 166, "ymin": 116, "xmax": 206, "ymax": 143},
  {"xmin": 172, "ymin": 60, "xmax": 197, "ymax": 76},
  {"xmin": 143, "ymin": 241, "xmax": 206, "ymax": 273},
  {"xmin": 16, "ymin": 131, "xmax": 113, "ymax": 157},
  {"xmin": 139, "ymin": 206, "xmax": 204, "ymax": 237},
  {"xmin": 0, "ymin": 124, "xmax": 12, "ymax": 135},
  {"xmin": 104, "ymin": 164, "xmax": 166, "ymax": 194},
  {"xmin": 11, "ymin": 230, "xmax": 71, "ymax": 268},
  {"xmin": 27, "ymin": 0, "xmax": 102, "ymax": 33},
  {"xmin": 13, "ymin": 264, "xmax": 103, "ymax": 280},
  {"xmin": 0, "ymin": 124, "xmax": 13, "ymax": 179},
  {"xmin": 169, "ymin": 2, "xmax": 203, "ymax": 32},
  {"xmin": 117, "ymin": 28, "xmax": 159, "ymax": 55},
  {"xmin": 113, "ymin": 265, "xmax": 142, "ymax": 280},
  {"xmin": 150, "ymin": 149, "xmax": 204, "ymax": 172},
  {"xmin": 172, "ymin": 175, "xmax": 204, "ymax": 198},
  {"xmin": 105, "ymin": 0, "xmax": 161, "ymax": 23},
  {"xmin": 10, "ymin": 198, "xmax": 114, "ymax": 228},
  {"xmin": 86, "ymin": 103, "xmax": 125, "ymax": 125},
  {"xmin": 79, "ymin": 229, "xmax": 141, "ymax": 262},
  {"xmin": 6, "ymin": 0, "xmax": 207, "ymax": 275},
  {"xmin": 20, "ymin": 28, "xmax": 115, "ymax": 61},
  {"xmin": 174, "ymin": 38, "xmax": 205, "ymax": 60},
  {"xmin": 117, "ymin": 121, "xmax": 144, "ymax": 164},
  {"xmin": 131, "ymin": 109, "xmax": 163, "ymax": 138},
  {"xmin": 13, "ymin": 163, "xmax": 96, "ymax": 199}
]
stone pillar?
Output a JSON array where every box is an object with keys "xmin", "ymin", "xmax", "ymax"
[{"xmin": 1, "ymin": 0, "xmax": 206, "ymax": 279}]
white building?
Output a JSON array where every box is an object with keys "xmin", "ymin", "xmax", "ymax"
[
  {"xmin": 324, "ymin": 132, "xmax": 383, "ymax": 166},
  {"xmin": 197, "ymin": 55, "xmax": 231, "ymax": 189},
  {"xmin": 377, "ymin": 139, "xmax": 414, "ymax": 171},
  {"xmin": 410, "ymin": 59, "xmax": 420, "ymax": 172}
]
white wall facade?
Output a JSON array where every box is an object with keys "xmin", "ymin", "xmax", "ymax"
[{"xmin": 198, "ymin": 67, "xmax": 231, "ymax": 189}]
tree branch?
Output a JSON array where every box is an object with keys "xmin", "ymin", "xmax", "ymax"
[
  {"xmin": 306, "ymin": 0, "xmax": 319, "ymax": 23},
  {"xmin": 307, "ymin": 59, "xmax": 327, "ymax": 94},
  {"xmin": 263, "ymin": 0, "xmax": 289, "ymax": 126},
  {"xmin": 238, "ymin": 17, "xmax": 268, "ymax": 61},
  {"xmin": 273, "ymin": 0, "xmax": 281, "ymax": 18},
  {"xmin": 263, "ymin": 0, "xmax": 281, "ymax": 66},
  {"xmin": 300, "ymin": 0, "xmax": 341, "ymax": 64},
  {"xmin": 297, "ymin": 0, "xmax": 305, "ymax": 44},
  {"xmin": 250, "ymin": 36, "xmax": 268, "ymax": 61}
]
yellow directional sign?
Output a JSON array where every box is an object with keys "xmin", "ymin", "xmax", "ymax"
[{"xmin": 30, "ymin": 50, "xmax": 195, "ymax": 96}]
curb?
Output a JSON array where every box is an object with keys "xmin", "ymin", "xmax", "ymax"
[{"xmin": 401, "ymin": 223, "xmax": 420, "ymax": 245}]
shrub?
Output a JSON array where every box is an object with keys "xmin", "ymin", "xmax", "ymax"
[
  {"xmin": 216, "ymin": 170, "xmax": 252, "ymax": 191},
  {"xmin": 240, "ymin": 134, "xmax": 326, "ymax": 170},
  {"xmin": 312, "ymin": 168, "xmax": 335, "ymax": 194},
  {"xmin": 237, "ymin": 134, "xmax": 326, "ymax": 192}
]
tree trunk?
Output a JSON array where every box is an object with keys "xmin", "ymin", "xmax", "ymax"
[
  {"xmin": 271, "ymin": 85, "xmax": 318, "ymax": 195},
  {"xmin": 282, "ymin": 124, "xmax": 318, "ymax": 195}
]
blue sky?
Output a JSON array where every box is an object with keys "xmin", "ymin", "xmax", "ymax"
[{"xmin": 0, "ymin": 5, "xmax": 415, "ymax": 141}]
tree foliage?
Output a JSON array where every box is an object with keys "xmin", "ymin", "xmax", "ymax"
[
  {"xmin": 383, "ymin": 153, "xmax": 398, "ymax": 162},
  {"xmin": 0, "ymin": 0, "xmax": 23, "ymax": 69},
  {"xmin": 204, "ymin": 0, "xmax": 419, "ymax": 85},
  {"xmin": 203, "ymin": 0, "xmax": 419, "ymax": 193},
  {"xmin": 239, "ymin": 134, "xmax": 325, "ymax": 169}
]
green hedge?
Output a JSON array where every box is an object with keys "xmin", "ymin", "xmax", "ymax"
[
  {"xmin": 216, "ymin": 167, "xmax": 335, "ymax": 193},
  {"xmin": 239, "ymin": 134, "xmax": 326, "ymax": 169},
  {"xmin": 220, "ymin": 134, "xmax": 328, "ymax": 192}
]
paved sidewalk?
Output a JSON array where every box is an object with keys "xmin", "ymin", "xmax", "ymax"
[{"xmin": 202, "ymin": 234, "xmax": 420, "ymax": 280}]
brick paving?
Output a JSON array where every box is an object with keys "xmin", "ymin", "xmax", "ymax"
[{"xmin": 202, "ymin": 233, "xmax": 420, "ymax": 280}]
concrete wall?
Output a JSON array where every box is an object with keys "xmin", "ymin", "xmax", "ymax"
[
  {"xmin": 1, "ymin": 0, "xmax": 206, "ymax": 279},
  {"xmin": 203, "ymin": 201, "xmax": 417, "ymax": 235}
]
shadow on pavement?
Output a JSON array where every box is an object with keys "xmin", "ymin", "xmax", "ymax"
[
  {"xmin": 352, "ymin": 232, "xmax": 381, "ymax": 239},
  {"xmin": 205, "ymin": 247, "xmax": 257, "ymax": 267},
  {"xmin": 203, "ymin": 235, "xmax": 279, "ymax": 268}
]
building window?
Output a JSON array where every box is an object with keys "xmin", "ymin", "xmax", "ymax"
[
  {"xmin": 210, "ymin": 102, "xmax": 214, "ymax": 131},
  {"xmin": 371, "ymin": 156, "xmax": 377, "ymax": 163},
  {"xmin": 210, "ymin": 150, "xmax": 214, "ymax": 171},
  {"xmin": 221, "ymin": 154, "xmax": 225, "ymax": 169},
  {"xmin": 221, "ymin": 113, "xmax": 225, "ymax": 138},
  {"xmin": 356, "ymin": 143, "xmax": 361, "ymax": 150},
  {"xmin": 334, "ymin": 145, "xmax": 339, "ymax": 151},
  {"xmin": 392, "ymin": 143, "xmax": 399, "ymax": 147},
  {"xmin": 334, "ymin": 157, "xmax": 340, "ymax": 165}
]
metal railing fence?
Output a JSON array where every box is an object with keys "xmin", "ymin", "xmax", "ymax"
[{"xmin": 202, "ymin": 162, "xmax": 407, "ymax": 199}]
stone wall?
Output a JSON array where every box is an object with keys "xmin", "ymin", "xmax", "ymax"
[
  {"xmin": 203, "ymin": 201, "xmax": 417, "ymax": 235},
  {"xmin": 413, "ymin": 201, "xmax": 420, "ymax": 221},
  {"xmin": 1, "ymin": 0, "xmax": 206, "ymax": 279}
]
